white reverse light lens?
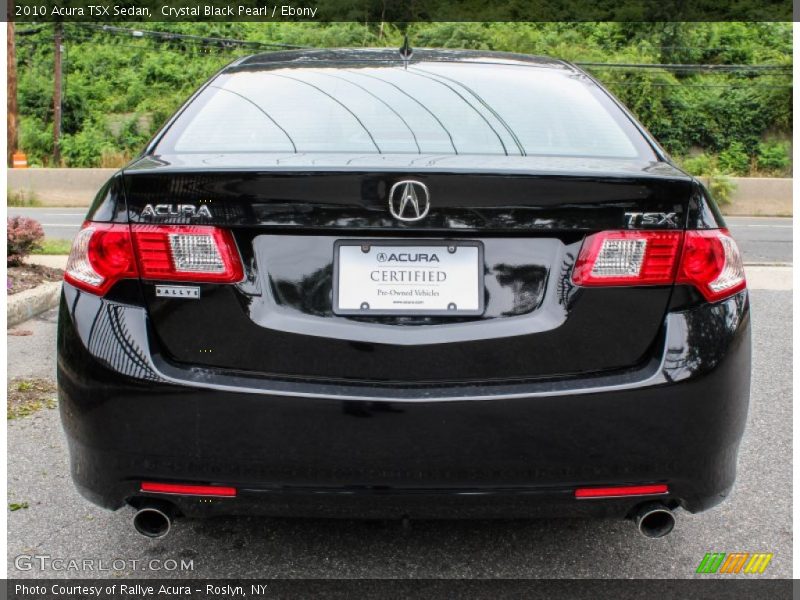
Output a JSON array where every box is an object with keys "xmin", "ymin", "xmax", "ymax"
[
  {"xmin": 65, "ymin": 227, "xmax": 104, "ymax": 287},
  {"xmin": 168, "ymin": 233, "xmax": 225, "ymax": 273},
  {"xmin": 709, "ymin": 234, "xmax": 745, "ymax": 293},
  {"xmin": 590, "ymin": 238, "xmax": 647, "ymax": 278}
]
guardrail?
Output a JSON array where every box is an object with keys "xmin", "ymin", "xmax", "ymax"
[
  {"xmin": 9, "ymin": 168, "xmax": 117, "ymax": 207},
  {"xmin": 698, "ymin": 176, "xmax": 792, "ymax": 217}
]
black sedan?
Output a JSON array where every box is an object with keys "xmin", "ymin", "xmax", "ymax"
[{"xmin": 57, "ymin": 48, "xmax": 750, "ymax": 540}]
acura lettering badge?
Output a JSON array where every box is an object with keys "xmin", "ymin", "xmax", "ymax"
[{"xmin": 388, "ymin": 180, "xmax": 430, "ymax": 222}]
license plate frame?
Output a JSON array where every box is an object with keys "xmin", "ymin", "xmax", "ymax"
[{"xmin": 333, "ymin": 239, "xmax": 484, "ymax": 317}]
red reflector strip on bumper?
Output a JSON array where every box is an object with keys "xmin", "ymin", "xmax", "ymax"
[
  {"xmin": 140, "ymin": 482, "xmax": 237, "ymax": 497},
  {"xmin": 574, "ymin": 484, "xmax": 668, "ymax": 499}
]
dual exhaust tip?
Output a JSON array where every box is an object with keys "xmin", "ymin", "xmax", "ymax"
[
  {"xmin": 131, "ymin": 499, "xmax": 676, "ymax": 540},
  {"xmin": 633, "ymin": 502, "xmax": 676, "ymax": 539},
  {"xmin": 133, "ymin": 502, "xmax": 174, "ymax": 539}
]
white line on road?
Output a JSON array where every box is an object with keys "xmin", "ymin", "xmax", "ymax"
[{"xmin": 732, "ymin": 224, "xmax": 793, "ymax": 229}]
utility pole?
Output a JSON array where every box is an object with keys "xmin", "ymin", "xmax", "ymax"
[
  {"xmin": 53, "ymin": 21, "xmax": 63, "ymax": 165},
  {"xmin": 7, "ymin": 21, "xmax": 18, "ymax": 167}
]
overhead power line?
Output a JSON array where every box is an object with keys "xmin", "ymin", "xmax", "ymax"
[
  {"xmin": 645, "ymin": 45, "xmax": 787, "ymax": 51},
  {"xmin": 67, "ymin": 25, "xmax": 798, "ymax": 72},
  {"xmin": 577, "ymin": 62, "xmax": 791, "ymax": 73},
  {"xmin": 604, "ymin": 82, "xmax": 792, "ymax": 89},
  {"xmin": 74, "ymin": 23, "xmax": 309, "ymax": 50},
  {"xmin": 15, "ymin": 26, "xmax": 45, "ymax": 36},
  {"xmin": 17, "ymin": 24, "xmax": 793, "ymax": 77}
]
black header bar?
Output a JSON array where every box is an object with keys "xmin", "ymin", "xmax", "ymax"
[
  {"xmin": 5, "ymin": 579, "xmax": 795, "ymax": 600},
  {"xmin": 4, "ymin": 0, "xmax": 794, "ymax": 23}
]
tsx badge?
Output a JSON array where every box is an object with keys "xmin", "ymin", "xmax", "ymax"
[{"xmin": 624, "ymin": 212, "xmax": 679, "ymax": 228}]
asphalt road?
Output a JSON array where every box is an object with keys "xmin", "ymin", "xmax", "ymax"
[
  {"xmin": 8, "ymin": 207, "xmax": 87, "ymax": 241},
  {"xmin": 725, "ymin": 217, "xmax": 793, "ymax": 265},
  {"xmin": 7, "ymin": 208, "xmax": 793, "ymax": 265},
  {"xmin": 6, "ymin": 285, "xmax": 792, "ymax": 579}
]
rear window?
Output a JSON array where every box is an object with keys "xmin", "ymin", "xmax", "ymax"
[{"xmin": 157, "ymin": 62, "xmax": 652, "ymax": 159}]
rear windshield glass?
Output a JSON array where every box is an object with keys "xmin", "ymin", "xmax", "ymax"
[{"xmin": 157, "ymin": 63, "xmax": 652, "ymax": 159}]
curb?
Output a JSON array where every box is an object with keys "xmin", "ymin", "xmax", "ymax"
[
  {"xmin": 7, "ymin": 281, "xmax": 62, "ymax": 328},
  {"xmin": 27, "ymin": 255, "xmax": 69, "ymax": 270},
  {"xmin": 745, "ymin": 265, "xmax": 792, "ymax": 291}
]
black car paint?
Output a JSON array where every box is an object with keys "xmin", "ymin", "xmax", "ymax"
[
  {"xmin": 59, "ymin": 283, "xmax": 749, "ymax": 517},
  {"xmin": 60, "ymin": 48, "xmax": 748, "ymax": 521},
  {"xmin": 103, "ymin": 156, "xmax": 696, "ymax": 382}
]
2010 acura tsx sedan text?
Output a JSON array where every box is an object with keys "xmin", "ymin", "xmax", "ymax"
[{"xmin": 57, "ymin": 48, "xmax": 750, "ymax": 539}]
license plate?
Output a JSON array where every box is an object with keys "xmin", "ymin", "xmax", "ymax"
[{"xmin": 333, "ymin": 240, "xmax": 484, "ymax": 316}]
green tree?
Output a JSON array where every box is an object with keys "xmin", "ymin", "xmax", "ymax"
[{"xmin": 13, "ymin": 22, "xmax": 792, "ymax": 170}]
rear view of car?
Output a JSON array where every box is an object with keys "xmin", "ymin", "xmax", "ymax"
[{"xmin": 57, "ymin": 49, "xmax": 750, "ymax": 539}]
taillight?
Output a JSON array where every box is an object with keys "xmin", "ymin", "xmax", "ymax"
[
  {"xmin": 572, "ymin": 228, "xmax": 746, "ymax": 302},
  {"xmin": 131, "ymin": 225, "xmax": 243, "ymax": 283},
  {"xmin": 64, "ymin": 222, "xmax": 243, "ymax": 296},
  {"xmin": 676, "ymin": 229, "xmax": 746, "ymax": 302},
  {"xmin": 572, "ymin": 231, "xmax": 683, "ymax": 286},
  {"xmin": 65, "ymin": 223, "xmax": 138, "ymax": 295}
]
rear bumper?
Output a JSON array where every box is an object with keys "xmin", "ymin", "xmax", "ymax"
[{"xmin": 57, "ymin": 285, "xmax": 751, "ymax": 519}]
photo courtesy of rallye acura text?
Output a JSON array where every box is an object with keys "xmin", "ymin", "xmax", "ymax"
[{"xmin": 57, "ymin": 46, "xmax": 750, "ymax": 540}]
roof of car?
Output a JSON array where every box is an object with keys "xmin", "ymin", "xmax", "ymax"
[{"xmin": 230, "ymin": 48, "xmax": 575, "ymax": 73}]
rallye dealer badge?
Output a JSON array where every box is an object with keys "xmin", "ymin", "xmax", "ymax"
[{"xmin": 155, "ymin": 285, "xmax": 201, "ymax": 299}]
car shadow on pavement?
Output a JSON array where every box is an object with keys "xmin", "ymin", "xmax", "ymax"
[{"xmin": 147, "ymin": 511, "xmax": 696, "ymax": 578}]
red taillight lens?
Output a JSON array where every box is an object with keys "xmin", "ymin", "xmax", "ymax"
[
  {"xmin": 65, "ymin": 223, "xmax": 138, "ymax": 295},
  {"xmin": 676, "ymin": 229, "xmax": 746, "ymax": 302},
  {"xmin": 64, "ymin": 222, "xmax": 244, "ymax": 296},
  {"xmin": 572, "ymin": 228, "xmax": 746, "ymax": 302},
  {"xmin": 572, "ymin": 230, "xmax": 683, "ymax": 286}
]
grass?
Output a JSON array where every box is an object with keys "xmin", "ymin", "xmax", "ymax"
[
  {"xmin": 7, "ymin": 189, "xmax": 41, "ymax": 207},
  {"xmin": 31, "ymin": 238, "xmax": 72, "ymax": 255},
  {"xmin": 15, "ymin": 380, "xmax": 35, "ymax": 392},
  {"xmin": 9, "ymin": 502, "xmax": 29, "ymax": 511},
  {"xmin": 7, "ymin": 378, "xmax": 57, "ymax": 420}
]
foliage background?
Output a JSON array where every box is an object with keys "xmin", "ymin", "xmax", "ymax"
[{"xmin": 13, "ymin": 22, "xmax": 792, "ymax": 175}]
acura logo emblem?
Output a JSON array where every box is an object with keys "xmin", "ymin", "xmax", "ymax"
[{"xmin": 388, "ymin": 180, "xmax": 430, "ymax": 222}]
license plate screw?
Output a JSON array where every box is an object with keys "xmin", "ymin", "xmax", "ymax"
[
  {"xmin": 448, "ymin": 245, "xmax": 456, "ymax": 253},
  {"xmin": 360, "ymin": 302, "xmax": 370, "ymax": 310},
  {"xmin": 361, "ymin": 244, "xmax": 370, "ymax": 253},
  {"xmin": 447, "ymin": 303, "xmax": 457, "ymax": 310}
]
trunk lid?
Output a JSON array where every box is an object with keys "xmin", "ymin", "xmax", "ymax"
[{"xmin": 123, "ymin": 153, "xmax": 692, "ymax": 384}]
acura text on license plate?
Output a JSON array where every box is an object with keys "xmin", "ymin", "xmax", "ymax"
[{"xmin": 333, "ymin": 240, "xmax": 484, "ymax": 316}]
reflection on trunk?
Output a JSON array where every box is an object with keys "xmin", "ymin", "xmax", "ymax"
[
  {"xmin": 492, "ymin": 263, "xmax": 547, "ymax": 316},
  {"xmin": 664, "ymin": 293, "xmax": 748, "ymax": 381}
]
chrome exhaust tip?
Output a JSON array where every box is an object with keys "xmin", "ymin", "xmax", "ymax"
[
  {"xmin": 633, "ymin": 502, "xmax": 675, "ymax": 539},
  {"xmin": 133, "ymin": 504, "xmax": 173, "ymax": 539}
]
